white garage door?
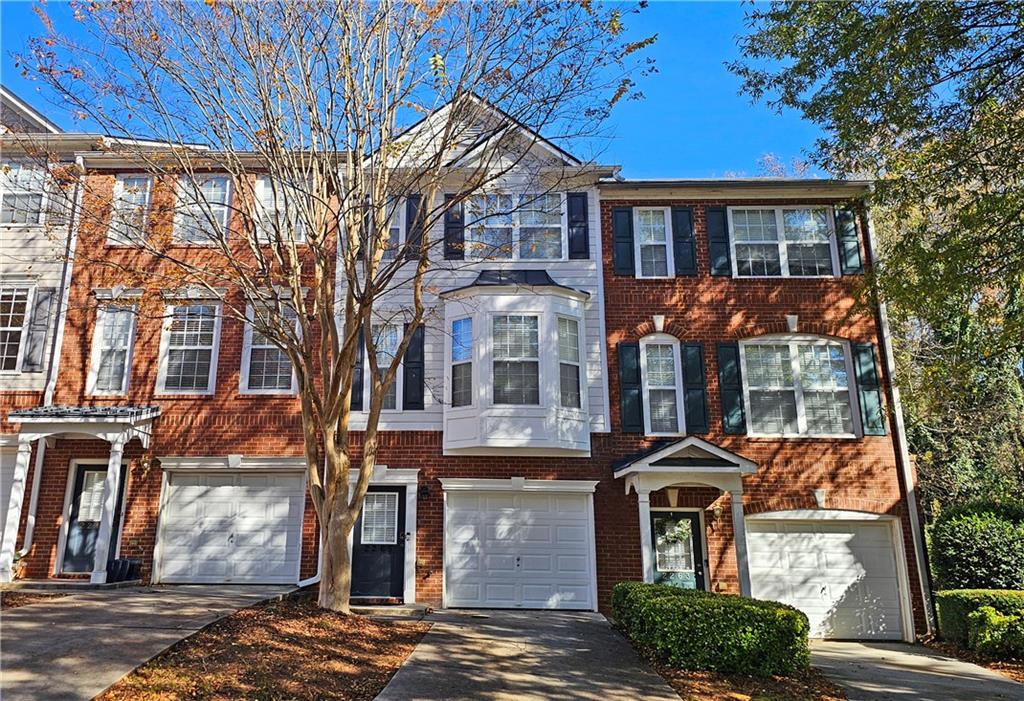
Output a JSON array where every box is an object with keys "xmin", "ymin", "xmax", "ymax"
[
  {"xmin": 445, "ymin": 491, "xmax": 595, "ymax": 610},
  {"xmin": 157, "ymin": 471, "xmax": 305, "ymax": 584},
  {"xmin": 748, "ymin": 519, "xmax": 904, "ymax": 640}
]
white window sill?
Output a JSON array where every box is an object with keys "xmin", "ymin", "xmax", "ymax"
[
  {"xmin": 732, "ymin": 274, "xmax": 838, "ymax": 280},
  {"xmin": 154, "ymin": 391, "xmax": 216, "ymax": 398},
  {"xmin": 239, "ymin": 390, "xmax": 297, "ymax": 397},
  {"xmin": 746, "ymin": 432, "xmax": 859, "ymax": 440}
]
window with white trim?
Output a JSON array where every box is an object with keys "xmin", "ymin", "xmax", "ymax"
[
  {"xmin": 254, "ymin": 175, "xmax": 306, "ymax": 244},
  {"xmin": 451, "ymin": 317, "xmax": 473, "ymax": 407},
  {"xmin": 371, "ymin": 323, "xmax": 401, "ymax": 410},
  {"xmin": 466, "ymin": 193, "xmax": 563, "ymax": 260},
  {"xmin": 640, "ymin": 335, "xmax": 684, "ymax": 434},
  {"xmin": 634, "ymin": 207, "xmax": 673, "ymax": 278},
  {"xmin": 492, "ymin": 314, "xmax": 540, "ymax": 405},
  {"xmin": 557, "ymin": 317, "xmax": 581, "ymax": 408},
  {"xmin": 381, "ymin": 197, "xmax": 403, "ymax": 260},
  {"xmin": 107, "ymin": 175, "xmax": 152, "ymax": 245},
  {"xmin": 174, "ymin": 175, "xmax": 231, "ymax": 244},
  {"xmin": 0, "ymin": 162, "xmax": 46, "ymax": 225},
  {"xmin": 158, "ymin": 304, "xmax": 220, "ymax": 393},
  {"xmin": 88, "ymin": 305, "xmax": 136, "ymax": 394},
  {"xmin": 0, "ymin": 287, "xmax": 31, "ymax": 372},
  {"xmin": 741, "ymin": 337, "xmax": 855, "ymax": 436},
  {"xmin": 361, "ymin": 492, "xmax": 399, "ymax": 544},
  {"xmin": 241, "ymin": 305, "xmax": 297, "ymax": 393},
  {"xmin": 77, "ymin": 471, "xmax": 106, "ymax": 522},
  {"xmin": 730, "ymin": 207, "xmax": 836, "ymax": 277}
]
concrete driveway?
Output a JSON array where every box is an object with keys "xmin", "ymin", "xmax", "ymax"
[
  {"xmin": 812, "ymin": 641, "xmax": 1024, "ymax": 701},
  {"xmin": 1, "ymin": 584, "xmax": 294, "ymax": 701},
  {"xmin": 375, "ymin": 610, "xmax": 680, "ymax": 701}
]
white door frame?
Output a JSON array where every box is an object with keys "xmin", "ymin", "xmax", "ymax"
[
  {"xmin": 53, "ymin": 459, "xmax": 129, "ymax": 576},
  {"xmin": 440, "ymin": 477, "xmax": 600, "ymax": 611},
  {"xmin": 648, "ymin": 506, "xmax": 710, "ymax": 592},
  {"xmin": 746, "ymin": 509, "xmax": 915, "ymax": 642}
]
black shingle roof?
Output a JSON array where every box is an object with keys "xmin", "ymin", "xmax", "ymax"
[{"xmin": 9, "ymin": 405, "xmax": 160, "ymax": 422}]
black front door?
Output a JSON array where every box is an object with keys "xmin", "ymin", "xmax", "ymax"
[
  {"xmin": 62, "ymin": 463, "xmax": 126, "ymax": 573},
  {"xmin": 651, "ymin": 511, "xmax": 706, "ymax": 590},
  {"xmin": 351, "ymin": 486, "xmax": 406, "ymax": 599}
]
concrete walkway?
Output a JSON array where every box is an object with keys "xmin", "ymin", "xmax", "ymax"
[
  {"xmin": 375, "ymin": 610, "xmax": 680, "ymax": 701},
  {"xmin": 812, "ymin": 641, "xmax": 1024, "ymax": 701},
  {"xmin": 1, "ymin": 584, "xmax": 294, "ymax": 701}
]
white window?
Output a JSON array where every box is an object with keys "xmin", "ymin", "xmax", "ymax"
[
  {"xmin": 492, "ymin": 314, "xmax": 540, "ymax": 405},
  {"xmin": 157, "ymin": 304, "xmax": 220, "ymax": 394},
  {"xmin": 640, "ymin": 335, "xmax": 685, "ymax": 435},
  {"xmin": 107, "ymin": 175, "xmax": 152, "ymax": 245},
  {"xmin": 0, "ymin": 162, "xmax": 47, "ymax": 225},
  {"xmin": 371, "ymin": 323, "xmax": 401, "ymax": 410},
  {"xmin": 361, "ymin": 492, "xmax": 399, "ymax": 545},
  {"xmin": 557, "ymin": 317, "xmax": 581, "ymax": 409},
  {"xmin": 466, "ymin": 193, "xmax": 563, "ymax": 260},
  {"xmin": 451, "ymin": 317, "xmax": 473, "ymax": 407},
  {"xmin": 87, "ymin": 305, "xmax": 136, "ymax": 395},
  {"xmin": 241, "ymin": 306, "xmax": 297, "ymax": 394},
  {"xmin": 0, "ymin": 287, "xmax": 31, "ymax": 372},
  {"xmin": 741, "ymin": 337, "xmax": 856, "ymax": 436},
  {"xmin": 634, "ymin": 207, "xmax": 673, "ymax": 278},
  {"xmin": 381, "ymin": 198, "xmax": 403, "ymax": 260},
  {"xmin": 730, "ymin": 207, "xmax": 836, "ymax": 278},
  {"xmin": 253, "ymin": 175, "xmax": 306, "ymax": 244},
  {"xmin": 174, "ymin": 175, "xmax": 231, "ymax": 244}
]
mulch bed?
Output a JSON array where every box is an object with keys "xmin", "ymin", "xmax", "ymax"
[
  {"xmin": 657, "ymin": 665, "xmax": 847, "ymax": 701},
  {"xmin": 97, "ymin": 597, "xmax": 430, "ymax": 701},
  {"xmin": 922, "ymin": 636, "xmax": 1024, "ymax": 684},
  {"xmin": 0, "ymin": 592, "xmax": 68, "ymax": 609}
]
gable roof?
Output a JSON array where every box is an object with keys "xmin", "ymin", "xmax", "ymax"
[
  {"xmin": 613, "ymin": 436, "xmax": 757, "ymax": 475},
  {"xmin": 0, "ymin": 86, "xmax": 63, "ymax": 134}
]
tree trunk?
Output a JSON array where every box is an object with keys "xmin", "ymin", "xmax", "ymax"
[{"xmin": 317, "ymin": 492, "xmax": 354, "ymax": 613}]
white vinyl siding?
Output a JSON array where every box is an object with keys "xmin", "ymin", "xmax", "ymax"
[
  {"xmin": 107, "ymin": 175, "xmax": 152, "ymax": 245},
  {"xmin": 0, "ymin": 287, "xmax": 31, "ymax": 373},
  {"xmin": 0, "ymin": 162, "xmax": 46, "ymax": 225},
  {"xmin": 174, "ymin": 175, "xmax": 232, "ymax": 244},
  {"xmin": 88, "ymin": 305, "xmax": 136, "ymax": 394},
  {"xmin": 157, "ymin": 304, "xmax": 220, "ymax": 394},
  {"xmin": 730, "ymin": 207, "xmax": 837, "ymax": 278},
  {"xmin": 634, "ymin": 207, "xmax": 672, "ymax": 278},
  {"xmin": 466, "ymin": 193, "xmax": 564, "ymax": 260},
  {"xmin": 492, "ymin": 314, "xmax": 540, "ymax": 405}
]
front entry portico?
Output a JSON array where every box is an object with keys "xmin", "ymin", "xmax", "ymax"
[{"xmin": 614, "ymin": 437, "xmax": 757, "ymax": 596}]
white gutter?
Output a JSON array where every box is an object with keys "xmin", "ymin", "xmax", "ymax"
[
  {"xmin": 296, "ymin": 536, "xmax": 323, "ymax": 588},
  {"xmin": 863, "ymin": 203, "xmax": 937, "ymax": 634},
  {"xmin": 15, "ymin": 155, "xmax": 84, "ymax": 560}
]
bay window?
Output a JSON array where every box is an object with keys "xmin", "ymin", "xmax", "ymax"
[
  {"xmin": 492, "ymin": 314, "xmax": 539, "ymax": 405},
  {"xmin": 174, "ymin": 175, "xmax": 231, "ymax": 244},
  {"xmin": 730, "ymin": 207, "xmax": 836, "ymax": 277},
  {"xmin": 87, "ymin": 305, "xmax": 136, "ymax": 394},
  {"xmin": 558, "ymin": 317, "xmax": 581, "ymax": 408},
  {"xmin": 466, "ymin": 193, "xmax": 564, "ymax": 260},
  {"xmin": 451, "ymin": 318, "xmax": 473, "ymax": 407},
  {"xmin": 741, "ymin": 337, "xmax": 855, "ymax": 436},
  {"xmin": 158, "ymin": 304, "xmax": 220, "ymax": 393}
]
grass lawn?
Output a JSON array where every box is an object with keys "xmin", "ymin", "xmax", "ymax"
[
  {"xmin": 97, "ymin": 597, "xmax": 430, "ymax": 701},
  {"xmin": 656, "ymin": 665, "xmax": 846, "ymax": 701},
  {"xmin": 0, "ymin": 592, "xmax": 68, "ymax": 609}
]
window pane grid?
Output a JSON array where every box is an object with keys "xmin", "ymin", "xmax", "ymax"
[
  {"xmin": 0, "ymin": 163, "xmax": 46, "ymax": 225},
  {"xmin": 94, "ymin": 307, "xmax": 134, "ymax": 392},
  {"xmin": 254, "ymin": 176, "xmax": 307, "ymax": 244},
  {"xmin": 733, "ymin": 208, "xmax": 834, "ymax": 277},
  {"xmin": 164, "ymin": 305, "xmax": 216, "ymax": 391},
  {"xmin": 558, "ymin": 317, "xmax": 581, "ymax": 408},
  {"xmin": 451, "ymin": 318, "xmax": 473, "ymax": 408},
  {"xmin": 177, "ymin": 176, "xmax": 230, "ymax": 244},
  {"xmin": 109, "ymin": 176, "xmax": 151, "ymax": 245},
  {"xmin": 637, "ymin": 208, "xmax": 669, "ymax": 277},
  {"xmin": 0, "ymin": 287, "xmax": 29, "ymax": 371},
  {"xmin": 361, "ymin": 492, "xmax": 398, "ymax": 545},
  {"xmin": 467, "ymin": 193, "xmax": 563, "ymax": 260},
  {"xmin": 372, "ymin": 323, "xmax": 400, "ymax": 410}
]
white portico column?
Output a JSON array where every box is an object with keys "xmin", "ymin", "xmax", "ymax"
[
  {"xmin": 636, "ymin": 488, "xmax": 655, "ymax": 583},
  {"xmin": 90, "ymin": 435, "xmax": 126, "ymax": 583},
  {"xmin": 0, "ymin": 437, "xmax": 35, "ymax": 583},
  {"xmin": 730, "ymin": 489, "xmax": 752, "ymax": 596}
]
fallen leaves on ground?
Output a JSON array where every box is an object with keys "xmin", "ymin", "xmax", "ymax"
[
  {"xmin": 97, "ymin": 597, "xmax": 430, "ymax": 701},
  {"xmin": 0, "ymin": 592, "xmax": 68, "ymax": 609},
  {"xmin": 922, "ymin": 636, "xmax": 1024, "ymax": 684},
  {"xmin": 657, "ymin": 665, "xmax": 847, "ymax": 701}
]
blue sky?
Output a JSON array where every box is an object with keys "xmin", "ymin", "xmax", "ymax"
[{"xmin": 0, "ymin": 1, "xmax": 823, "ymax": 178}]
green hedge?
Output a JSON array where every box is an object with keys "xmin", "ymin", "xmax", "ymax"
[
  {"xmin": 968, "ymin": 606, "xmax": 1024, "ymax": 659},
  {"xmin": 610, "ymin": 581, "xmax": 810, "ymax": 677},
  {"xmin": 935, "ymin": 590, "xmax": 1024, "ymax": 645},
  {"xmin": 929, "ymin": 502, "xmax": 1024, "ymax": 590}
]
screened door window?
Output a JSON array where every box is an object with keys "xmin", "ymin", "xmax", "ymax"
[
  {"xmin": 0, "ymin": 162, "xmax": 46, "ymax": 225},
  {"xmin": 451, "ymin": 318, "xmax": 473, "ymax": 407},
  {"xmin": 93, "ymin": 306, "xmax": 135, "ymax": 393},
  {"xmin": 372, "ymin": 323, "xmax": 400, "ymax": 410},
  {"xmin": 0, "ymin": 287, "xmax": 30, "ymax": 372},
  {"xmin": 492, "ymin": 314, "xmax": 539, "ymax": 405},
  {"xmin": 645, "ymin": 343, "xmax": 679, "ymax": 433},
  {"xmin": 245, "ymin": 308, "xmax": 296, "ymax": 392},
  {"xmin": 361, "ymin": 492, "xmax": 399, "ymax": 545},
  {"xmin": 162, "ymin": 305, "xmax": 218, "ymax": 392},
  {"xmin": 558, "ymin": 317, "xmax": 581, "ymax": 408},
  {"xmin": 636, "ymin": 208, "xmax": 670, "ymax": 277},
  {"xmin": 108, "ymin": 176, "xmax": 152, "ymax": 245},
  {"xmin": 175, "ymin": 176, "xmax": 231, "ymax": 244},
  {"xmin": 732, "ymin": 207, "xmax": 835, "ymax": 277}
]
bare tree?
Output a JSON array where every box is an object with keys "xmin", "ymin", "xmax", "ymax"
[{"xmin": 21, "ymin": 0, "xmax": 653, "ymax": 611}]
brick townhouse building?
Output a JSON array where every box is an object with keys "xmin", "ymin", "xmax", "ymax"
[{"xmin": 0, "ymin": 88, "xmax": 933, "ymax": 641}]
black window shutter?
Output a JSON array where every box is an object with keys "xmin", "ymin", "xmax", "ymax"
[
  {"xmin": 405, "ymin": 194, "xmax": 425, "ymax": 256},
  {"xmin": 717, "ymin": 342, "xmax": 746, "ymax": 434},
  {"xmin": 402, "ymin": 322, "xmax": 425, "ymax": 410},
  {"xmin": 22, "ymin": 287, "xmax": 56, "ymax": 373},
  {"xmin": 672, "ymin": 207, "xmax": 697, "ymax": 276},
  {"xmin": 681, "ymin": 342, "xmax": 709, "ymax": 433},
  {"xmin": 350, "ymin": 328, "xmax": 364, "ymax": 411},
  {"xmin": 835, "ymin": 208, "xmax": 864, "ymax": 275},
  {"xmin": 618, "ymin": 342, "xmax": 644, "ymax": 432},
  {"xmin": 567, "ymin": 192, "xmax": 589, "ymax": 259},
  {"xmin": 706, "ymin": 206, "xmax": 731, "ymax": 276},
  {"xmin": 612, "ymin": 207, "xmax": 635, "ymax": 276},
  {"xmin": 853, "ymin": 343, "xmax": 886, "ymax": 435},
  {"xmin": 443, "ymin": 194, "xmax": 464, "ymax": 260}
]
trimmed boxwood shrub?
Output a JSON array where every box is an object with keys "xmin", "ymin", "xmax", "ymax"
[
  {"xmin": 929, "ymin": 502, "xmax": 1024, "ymax": 590},
  {"xmin": 968, "ymin": 606, "xmax": 1024, "ymax": 659},
  {"xmin": 610, "ymin": 582, "xmax": 810, "ymax": 677},
  {"xmin": 935, "ymin": 590, "xmax": 1024, "ymax": 645}
]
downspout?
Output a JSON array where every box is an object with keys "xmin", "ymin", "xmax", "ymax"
[
  {"xmin": 16, "ymin": 155, "xmax": 83, "ymax": 559},
  {"xmin": 862, "ymin": 200, "xmax": 937, "ymax": 634},
  {"xmin": 296, "ymin": 535, "xmax": 323, "ymax": 588}
]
